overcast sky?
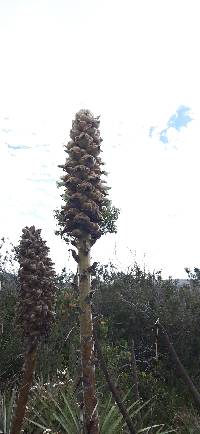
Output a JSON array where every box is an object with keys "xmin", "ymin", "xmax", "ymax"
[{"xmin": 0, "ymin": 0, "xmax": 200, "ymax": 278}]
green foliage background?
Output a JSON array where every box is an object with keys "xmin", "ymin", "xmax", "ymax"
[{"xmin": 1, "ymin": 243, "xmax": 200, "ymax": 432}]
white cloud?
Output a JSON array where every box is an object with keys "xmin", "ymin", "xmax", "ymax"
[{"xmin": 0, "ymin": 0, "xmax": 200, "ymax": 277}]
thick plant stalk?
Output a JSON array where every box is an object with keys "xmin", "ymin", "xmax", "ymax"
[
  {"xmin": 11, "ymin": 226, "xmax": 56, "ymax": 434},
  {"xmin": 79, "ymin": 237, "xmax": 98, "ymax": 433},
  {"xmin": 57, "ymin": 109, "xmax": 112, "ymax": 434},
  {"xmin": 94, "ymin": 326, "xmax": 136, "ymax": 434},
  {"xmin": 156, "ymin": 321, "xmax": 200, "ymax": 412},
  {"xmin": 10, "ymin": 349, "xmax": 37, "ymax": 434},
  {"xmin": 57, "ymin": 110, "xmax": 118, "ymax": 432}
]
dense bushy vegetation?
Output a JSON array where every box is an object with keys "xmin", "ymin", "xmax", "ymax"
[{"xmin": 1, "ymin": 253, "xmax": 200, "ymax": 432}]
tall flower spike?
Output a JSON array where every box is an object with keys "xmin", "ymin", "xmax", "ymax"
[
  {"xmin": 11, "ymin": 226, "xmax": 56, "ymax": 434},
  {"xmin": 57, "ymin": 109, "xmax": 112, "ymax": 434}
]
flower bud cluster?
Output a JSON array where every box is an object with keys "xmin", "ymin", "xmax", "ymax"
[
  {"xmin": 58, "ymin": 109, "xmax": 109, "ymax": 244},
  {"xmin": 17, "ymin": 226, "xmax": 56, "ymax": 348}
]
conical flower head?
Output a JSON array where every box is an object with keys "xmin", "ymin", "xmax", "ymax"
[
  {"xmin": 58, "ymin": 109, "xmax": 110, "ymax": 245},
  {"xmin": 17, "ymin": 226, "xmax": 56, "ymax": 349}
]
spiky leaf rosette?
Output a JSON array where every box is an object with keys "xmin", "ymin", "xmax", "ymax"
[
  {"xmin": 17, "ymin": 226, "xmax": 56, "ymax": 350},
  {"xmin": 57, "ymin": 109, "xmax": 111, "ymax": 246}
]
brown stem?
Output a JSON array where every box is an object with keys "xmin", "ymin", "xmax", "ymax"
[
  {"xmin": 156, "ymin": 321, "xmax": 200, "ymax": 412},
  {"xmin": 94, "ymin": 326, "xmax": 136, "ymax": 434},
  {"xmin": 130, "ymin": 339, "xmax": 140, "ymax": 403},
  {"xmin": 78, "ymin": 237, "xmax": 99, "ymax": 434},
  {"xmin": 130, "ymin": 339, "xmax": 141, "ymax": 428},
  {"xmin": 11, "ymin": 348, "xmax": 37, "ymax": 434}
]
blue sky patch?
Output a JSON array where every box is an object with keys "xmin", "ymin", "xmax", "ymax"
[
  {"xmin": 167, "ymin": 105, "xmax": 192, "ymax": 131},
  {"xmin": 149, "ymin": 126, "xmax": 155, "ymax": 137},
  {"xmin": 159, "ymin": 129, "xmax": 168, "ymax": 144},
  {"xmin": 159, "ymin": 105, "xmax": 192, "ymax": 144},
  {"xmin": 8, "ymin": 144, "xmax": 31, "ymax": 150}
]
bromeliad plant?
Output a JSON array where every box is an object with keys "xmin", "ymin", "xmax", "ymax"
[
  {"xmin": 56, "ymin": 109, "xmax": 119, "ymax": 433},
  {"xmin": 0, "ymin": 389, "xmax": 16, "ymax": 434},
  {"xmin": 10, "ymin": 226, "xmax": 56, "ymax": 434},
  {"xmin": 25, "ymin": 379, "xmax": 174, "ymax": 434}
]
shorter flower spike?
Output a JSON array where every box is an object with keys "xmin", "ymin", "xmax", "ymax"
[{"xmin": 16, "ymin": 225, "xmax": 56, "ymax": 350}]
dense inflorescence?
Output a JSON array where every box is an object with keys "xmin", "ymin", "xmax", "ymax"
[
  {"xmin": 17, "ymin": 226, "xmax": 56, "ymax": 350},
  {"xmin": 58, "ymin": 109, "xmax": 110, "ymax": 245}
]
